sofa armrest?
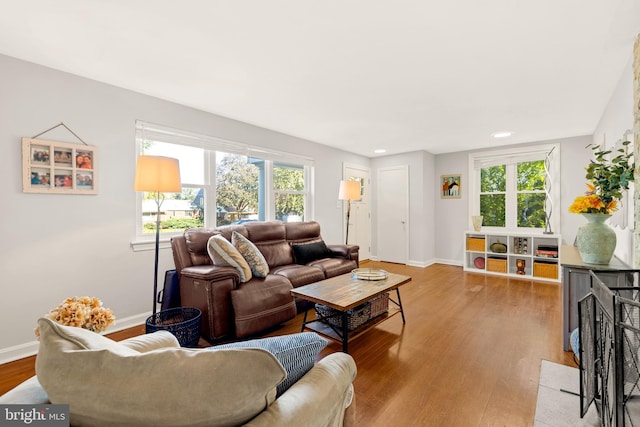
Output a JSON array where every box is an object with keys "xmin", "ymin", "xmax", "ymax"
[
  {"xmin": 119, "ymin": 331, "xmax": 180, "ymax": 353},
  {"xmin": 327, "ymin": 244, "xmax": 360, "ymax": 265},
  {"xmin": 0, "ymin": 376, "xmax": 49, "ymax": 404},
  {"xmin": 180, "ymin": 264, "xmax": 240, "ymax": 283},
  {"xmin": 245, "ymin": 352, "xmax": 357, "ymax": 427},
  {"xmin": 179, "ymin": 265, "xmax": 239, "ymax": 341}
]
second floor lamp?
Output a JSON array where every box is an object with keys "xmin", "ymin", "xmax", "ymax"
[{"xmin": 338, "ymin": 180, "xmax": 361, "ymax": 245}]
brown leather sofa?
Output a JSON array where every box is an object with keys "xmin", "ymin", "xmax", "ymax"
[{"xmin": 171, "ymin": 221, "xmax": 359, "ymax": 342}]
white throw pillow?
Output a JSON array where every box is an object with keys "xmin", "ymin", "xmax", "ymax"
[{"xmin": 207, "ymin": 234, "xmax": 252, "ymax": 283}]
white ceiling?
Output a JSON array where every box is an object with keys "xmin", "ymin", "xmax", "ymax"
[{"xmin": 1, "ymin": 1, "xmax": 639, "ymax": 157}]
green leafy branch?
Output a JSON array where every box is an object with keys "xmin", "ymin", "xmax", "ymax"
[{"xmin": 585, "ymin": 140, "xmax": 634, "ymax": 205}]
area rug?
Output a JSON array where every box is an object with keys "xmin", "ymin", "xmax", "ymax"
[{"xmin": 534, "ymin": 360, "xmax": 600, "ymax": 426}]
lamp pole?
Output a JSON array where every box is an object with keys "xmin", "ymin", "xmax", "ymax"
[
  {"xmin": 152, "ymin": 192, "xmax": 163, "ymax": 316},
  {"xmin": 345, "ymin": 199, "xmax": 351, "ymax": 245},
  {"xmin": 339, "ymin": 180, "xmax": 360, "ymax": 246}
]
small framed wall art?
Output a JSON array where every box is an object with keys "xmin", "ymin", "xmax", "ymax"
[
  {"xmin": 440, "ymin": 174, "xmax": 461, "ymax": 199},
  {"xmin": 22, "ymin": 138, "xmax": 98, "ymax": 194}
]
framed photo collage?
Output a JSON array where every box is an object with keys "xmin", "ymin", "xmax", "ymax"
[{"xmin": 22, "ymin": 137, "xmax": 98, "ymax": 195}]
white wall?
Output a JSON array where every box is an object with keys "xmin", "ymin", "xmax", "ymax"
[
  {"xmin": 592, "ymin": 54, "xmax": 636, "ymax": 266},
  {"xmin": 594, "ymin": 56, "xmax": 635, "ymax": 147},
  {"xmin": 0, "ymin": 54, "xmax": 369, "ymax": 362},
  {"xmin": 433, "ymin": 136, "xmax": 593, "ymax": 265},
  {"xmin": 433, "ymin": 151, "xmax": 468, "ymax": 265}
]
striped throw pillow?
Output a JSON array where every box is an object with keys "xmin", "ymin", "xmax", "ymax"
[{"xmin": 209, "ymin": 332, "xmax": 327, "ymax": 396}]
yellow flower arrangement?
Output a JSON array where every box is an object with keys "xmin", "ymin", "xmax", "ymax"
[
  {"xmin": 568, "ymin": 184, "xmax": 618, "ymax": 214},
  {"xmin": 35, "ymin": 296, "xmax": 115, "ymax": 338},
  {"xmin": 569, "ymin": 141, "xmax": 634, "ymax": 215}
]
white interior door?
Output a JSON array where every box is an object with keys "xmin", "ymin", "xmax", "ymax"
[
  {"xmin": 343, "ymin": 164, "xmax": 371, "ymax": 261},
  {"xmin": 377, "ymin": 165, "xmax": 409, "ymax": 264}
]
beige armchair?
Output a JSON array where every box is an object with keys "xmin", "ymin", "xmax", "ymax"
[{"xmin": 0, "ymin": 318, "xmax": 356, "ymax": 427}]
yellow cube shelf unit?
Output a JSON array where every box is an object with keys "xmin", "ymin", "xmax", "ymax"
[{"xmin": 463, "ymin": 231, "xmax": 561, "ymax": 282}]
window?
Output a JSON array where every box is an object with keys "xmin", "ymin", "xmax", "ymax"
[
  {"xmin": 274, "ymin": 163, "xmax": 305, "ymax": 222},
  {"xmin": 138, "ymin": 140, "xmax": 207, "ymax": 235},
  {"xmin": 134, "ymin": 121, "xmax": 313, "ymax": 242},
  {"xmin": 216, "ymin": 152, "xmax": 259, "ymax": 225},
  {"xmin": 469, "ymin": 144, "xmax": 559, "ymax": 232},
  {"xmin": 480, "ymin": 165, "xmax": 506, "ymax": 226},
  {"xmin": 516, "ymin": 160, "xmax": 546, "ymax": 228}
]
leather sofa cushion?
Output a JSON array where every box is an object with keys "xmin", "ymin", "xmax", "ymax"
[
  {"xmin": 285, "ymin": 221, "xmax": 322, "ymax": 242},
  {"xmin": 271, "ymin": 264, "xmax": 326, "ymax": 288},
  {"xmin": 231, "ymin": 275, "xmax": 296, "ymax": 338},
  {"xmin": 211, "ymin": 224, "xmax": 249, "ymax": 242},
  {"xmin": 35, "ymin": 318, "xmax": 285, "ymax": 427},
  {"xmin": 309, "ymin": 258, "xmax": 358, "ymax": 278},
  {"xmin": 184, "ymin": 228, "xmax": 217, "ymax": 266},
  {"xmin": 245, "ymin": 221, "xmax": 287, "ymax": 243},
  {"xmin": 255, "ymin": 240, "xmax": 295, "ymax": 267}
]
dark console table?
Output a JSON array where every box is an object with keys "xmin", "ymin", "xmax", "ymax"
[{"xmin": 560, "ymin": 245, "xmax": 631, "ymax": 351}]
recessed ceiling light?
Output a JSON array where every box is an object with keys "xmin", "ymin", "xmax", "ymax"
[
  {"xmin": 492, "ymin": 131, "xmax": 512, "ymax": 138},
  {"xmin": 374, "ymin": 149, "xmax": 386, "ymax": 154}
]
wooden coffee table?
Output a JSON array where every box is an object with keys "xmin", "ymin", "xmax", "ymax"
[{"xmin": 291, "ymin": 272, "xmax": 411, "ymax": 353}]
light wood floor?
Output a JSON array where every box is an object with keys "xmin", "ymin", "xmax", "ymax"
[{"xmin": 0, "ymin": 262, "xmax": 575, "ymax": 426}]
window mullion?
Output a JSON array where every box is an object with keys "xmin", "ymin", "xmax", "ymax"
[
  {"xmin": 304, "ymin": 165, "xmax": 313, "ymax": 221},
  {"xmin": 265, "ymin": 160, "xmax": 274, "ymax": 221},
  {"xmin": 205, "ymin": 150, "xmax": 216, "ymax": 227},
  {"xmin": 505, "ymin": 164, "xmax": 517, "ymax": 229}
]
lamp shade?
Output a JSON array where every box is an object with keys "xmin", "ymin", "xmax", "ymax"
[
  {"xmin": 338, "ymin": 180, "xmax": 361, "ymax": 201},
  {"xmin": 134, "ymin": 156, "xmax": 182, "ymax": 192}
]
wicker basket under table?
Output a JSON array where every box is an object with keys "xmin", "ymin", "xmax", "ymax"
[
  {"xmin": 315, "ymin": 292, "xmax": 389, "ymax": 331},
  {"xmin": 315, "ymin": 302, "xmax": 371, "ymax": 331},
  {"xmin": 369, "ymin": 293, "xmax": 389, "ymax": 318}
]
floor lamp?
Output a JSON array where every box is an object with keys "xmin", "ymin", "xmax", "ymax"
[
  {"xmin": 338, "ymin": 180, "xmax": 361, "ymax": 245},
  {"xmin": 134, "ymin": 155, "xmax": 181, "ymax": 316}
]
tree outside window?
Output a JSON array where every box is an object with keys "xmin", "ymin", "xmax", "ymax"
[
  {"xmin": 216, "ymin": 153, "xmax": 258, "ymax": 225},
  {"xmin": 516, "ymin": 160, "xmax": 546, "ymax": 228},
  {"xmin": 274, "ymin": 164, "xmax": 305, "ymax": 222},
  {"xmin": 480, "ymin": 165, "xmax": 506, "ymax": 227},
  {"xmin": 479, "ymin": 161, "xmax": 547, "ymax": 229}
]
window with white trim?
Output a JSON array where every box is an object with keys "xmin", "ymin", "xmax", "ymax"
[
  {"xmin": 135, "ymin": 121, "xmax": 314, "ymax": 241},
  {"xmin": 468, "ymin": 144, "xmax": 560, "ymax": 232}
]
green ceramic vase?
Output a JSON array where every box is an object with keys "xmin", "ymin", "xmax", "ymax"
[{"xmin": 576, "ymin": 213, "xmax": 616, "ymax": 265}]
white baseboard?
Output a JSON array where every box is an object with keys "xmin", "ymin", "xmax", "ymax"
[
  {"xmin": 0, "ymin": 313, "xmax": 149, "ymax": 365},
  {"xmin": 407, "ymin": 259, "xmax": 432, "ymax": 268},
  {"xmin": 433, "ymin": 258, "xmax": 463, "ymax": 267},
  {"xmin": 366, "ymin": 257, "xmax": 461, "ymax": 268}
]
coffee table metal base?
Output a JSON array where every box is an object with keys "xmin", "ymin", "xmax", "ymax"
[{"xmin": 299, "ymin": 287, "xmax": 405, "ymax": 353}]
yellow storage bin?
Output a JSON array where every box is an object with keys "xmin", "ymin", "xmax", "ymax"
[
  {"xmin": 466, "ymin": 237, "xmax": 485, "ymax": 252},
  {"xmin": 486, "ymin": 257, "xmax": 507, "ymax": 273},
  {"xmin": 534, "ymin": 262, "xmax": 558, "ymax": 279}
]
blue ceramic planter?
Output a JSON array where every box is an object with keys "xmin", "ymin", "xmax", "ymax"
[{"xmin": 576, "ymin": 213, "xmax": 616, "ymax": 265}]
